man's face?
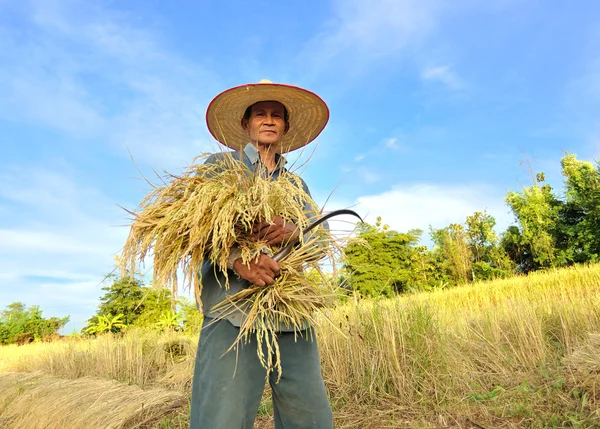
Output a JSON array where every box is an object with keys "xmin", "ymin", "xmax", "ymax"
[{"xmin": 242, "ymin": 101, "xmax": 289, "ymax": 147}]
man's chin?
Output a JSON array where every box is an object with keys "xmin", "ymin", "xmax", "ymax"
[{"xmin": 257, "ymin": 140, "xmax": 281, "ymax": 149}]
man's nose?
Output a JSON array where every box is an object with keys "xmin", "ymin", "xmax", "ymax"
[{"xmin": 263, "ymin": 113, "xmax": 274, "ymax": 124}]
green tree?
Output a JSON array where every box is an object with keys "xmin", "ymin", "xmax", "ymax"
[
  {"xmin": 504, "ymin": 175, "xmax": 564, "ymax": 272},
  {"xmin": 344, "ymin": 217, "xmax": 439, "ymax": 297},
  {"xmin": 431, "ymin": 223, "xmax": 472, "ymax": 284},
  {"xmin": 466, "ymin": 212, "xmax": 498, "ymax": 263},
  {"xmin": 502, "ymin": 153, "xmax": 600, "ymax": 272},
  {"xmin": 132, "ymin": 288, "xmax": 173, "ymax": 327},
  {"xmin": 178, "ymin": 297, "xmax": 203, "ymax": 333},
  {"xmin": 465, "ymin": 211, "xmax": 515, "ymax": 280},
  {"xmin": 0, "ymin": 302, "xmax": 69, "ymax": 344},
  {"xmin": 560, "ymin": 153, "xmax": 600, "ymax": 263},
  {"xmin": 84, "ymin": 275, "xmax": 172, "ymax": 333}
]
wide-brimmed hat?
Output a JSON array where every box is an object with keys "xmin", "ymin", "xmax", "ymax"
[{"xmin": 206, "ymin": 80, "xmax": 329, "ymax": 153}]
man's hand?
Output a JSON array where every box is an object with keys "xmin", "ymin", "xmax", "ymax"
[
  {"xmin": 252, "ymin": 216, "xmax": 300, "ymax": 246},
  {"xmin": 233, "ymin": 253, "xmax": 280, "ymax": 287}
]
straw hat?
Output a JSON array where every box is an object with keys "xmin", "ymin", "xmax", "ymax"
[{"xmin": 206, "ymin": 80, "xmax": 329, "ymax": 153}]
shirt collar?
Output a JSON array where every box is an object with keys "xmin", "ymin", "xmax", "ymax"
[{"xmin": 243, "ymin": 143, "xmax": 287, "ymax": 170}]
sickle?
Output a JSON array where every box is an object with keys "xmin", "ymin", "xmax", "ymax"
[{"xmin": 272, "ymin": 209, "xmax": 363, "ymax": 262}]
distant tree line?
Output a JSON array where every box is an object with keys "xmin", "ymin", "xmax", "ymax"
[
  {"xmin": 344, "ymin": 153, "xmax": 600, "ymax": 297},
  {"xmin": 0, "ymin": 302, "xmax": 69, "ymax": 345}
]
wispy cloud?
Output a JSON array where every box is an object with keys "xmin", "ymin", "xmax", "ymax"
[
  {"xmin": 0, "ymin": 0, "xmax": 220, "ymax": 168},
  {"xmin": 384, "ymin": 137, "xmax": 401, "ymax": 149},
  {"xmin": 421, "ymin": 65, "xmax": 463, "ymax": 90},
  {"xmin": 0, "ymin": 164, "xmax": 130, "ymax": 331},
  {"xmin": 351, "ymin": 135, "xmax": 407, "ymax": 166},
  {"xmin": 357, "ymin": 168, "xmax": 382, "ymax": 184},
  {"xmin": 298, "ymin": 0, "xmax": 441, "ymax": 78}
]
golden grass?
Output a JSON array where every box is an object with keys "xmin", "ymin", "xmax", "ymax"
[
  {"xmin": 0, "ymin": 372, "xmax": 185, "ymax": 429},
  {"xmin": 0, "ymin": 328, "xmax": 196, "ymax": 391},
  {"xmin": 318, "ymin": 265, "xmax": 600, "ymax": 401},
  {"xmin": 2, "ymin": 264, "xmax": 600, "ymax": 427},
  {"xmin": 120, "ymin": 152, "xmax": 322, "ymax": 299}
]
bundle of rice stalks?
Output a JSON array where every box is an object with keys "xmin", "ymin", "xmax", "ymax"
[{"xmin": 120, "ymin": 152, "xmax": 339, "ymax": 377}]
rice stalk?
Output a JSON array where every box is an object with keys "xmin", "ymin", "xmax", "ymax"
[
  {"xmin": 212, "ymin": 230, "xmax": 340, "ymax": 380},
  {"xmin": 119, "ymin": 152, "xmax": 340, "ymax": 377}
]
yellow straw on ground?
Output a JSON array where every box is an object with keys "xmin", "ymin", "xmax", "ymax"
[{"xmin": 0, "ymin": 372, "xmax": 185, "ymax": 429}]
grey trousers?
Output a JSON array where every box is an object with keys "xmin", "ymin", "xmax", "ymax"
[{"xmin": 190, "ymin": 317, "xmax": 333, "ymax": 429}]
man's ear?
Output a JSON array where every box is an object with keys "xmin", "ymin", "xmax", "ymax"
[
  {"xmin": 241, "ymin": 117, "xmax": 249, "ymax": 131},
  {"xmin": 284, "ymin": 122, "xmax": 290, "ymax": 134}
]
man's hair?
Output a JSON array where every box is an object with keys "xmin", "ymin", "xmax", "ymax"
[{"xmin": 243, "ymin": 101, "xmax": 289, "ymax": 124}]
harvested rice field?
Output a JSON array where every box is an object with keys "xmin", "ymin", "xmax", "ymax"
[{"xmin": 1, "ymin": 265, "xmax": 600, "ymax": 428}]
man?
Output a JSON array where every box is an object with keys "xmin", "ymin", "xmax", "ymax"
[{"xmin": 190, "ymin": 80, "xmax": 333, "ymax": 429}]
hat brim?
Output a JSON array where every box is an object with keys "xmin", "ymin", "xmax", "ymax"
[{"xmin": 206, "ymin": 83, "xmax": 329, "ymax": 153}]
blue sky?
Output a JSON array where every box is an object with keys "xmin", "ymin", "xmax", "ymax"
[{"xmin": 1, "ymin": 0, "xmax": 599, "ymax": 332}]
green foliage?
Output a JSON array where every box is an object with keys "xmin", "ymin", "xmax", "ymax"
[
  {"xmin": 560, "ymin": 154, "xmax": 600, "ymax": 263},
  {"xmin": 84, "ymin": 274, "xmax": 172, "ymax": 334},
  {"xmin": 155, "ymin": 310, "xmax": 183, "ymax": 331},
  {"xmin": 83, "ymin": 313, "xmax": 127, "ymax": 335},
  {"xmin": 0, "ymin": 302, "xmax": 69, "ymax": 345},
  {"xmin": 431, "ymin": 223, "xmax": 472, "ymax": 284},
  {"xmin": 466, "ymin": 212, "xmax": 498, "ymax": 263},
  {"xmin": 344, "ymin": 217, "xmax": 442, "ymax": 297},
  {"xmin": 178, "ymin": 297, "xmax": 203, "ymax": 333},
  {"xmin": 465, "ymin": 212, "xmax": 515, "ymax": 280},
  {"xmin": 431, "ymin": 211, "xmax": 515, "ymax": 283},
  {"xmin": 502, "ymin": 153, "xmax": 600, "ymax": 272},
  {"xmin": 131, "ymin": 289, "xmax": 173, "ymax": 328},
  {"xmin": 504, "ymin": 177, "xmax": 564, "ymax": 271}
]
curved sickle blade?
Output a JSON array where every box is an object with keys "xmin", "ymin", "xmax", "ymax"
[{"xmin": 273, "ymin": 209, "xmax": 363, "ymax": 262}]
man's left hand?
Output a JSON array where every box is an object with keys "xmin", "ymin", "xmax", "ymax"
[{"xmin": 253, "ymin": 216, "xmax": 300, "ymax": 246}]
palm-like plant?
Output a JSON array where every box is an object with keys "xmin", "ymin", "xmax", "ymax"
[
  {"xmin": 155, "ymin": 310, "xmax": 183, "ymax": 331},
  {"xmin": 83, "ymin": 313, "xmax": 126, "ymax": 335}
]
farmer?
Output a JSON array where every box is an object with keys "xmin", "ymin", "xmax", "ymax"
[{"xmin": 190, "ymin": 80, "xmax": 333, "ymax": 429}]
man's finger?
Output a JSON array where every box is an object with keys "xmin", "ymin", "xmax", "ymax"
[
  {"xmin": 253, "ymin": 221, "xmax": 271, "ymax": 234},
  {"xmin": 263, "ymin": 229, "xmax": 284, "ymax": 243},
  {"xmin": 271, "ymin": 216, "xmax": 285, "ymax": 226},
  {"xmin": 266, "ymin": 259, "xmax": 280, "ymax": 276}
]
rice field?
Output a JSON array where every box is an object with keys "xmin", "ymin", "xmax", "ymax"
[{"xmin": 1, "ymin": 264, "xmax": 599, "ymax": 428}]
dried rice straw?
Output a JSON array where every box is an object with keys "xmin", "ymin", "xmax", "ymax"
[{"xmin": 119, "ymin": 152, "xmax": 339, "ymax": 378}]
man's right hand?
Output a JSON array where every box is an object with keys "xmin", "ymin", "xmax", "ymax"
[{"xmin": 233, "ymin": 253, "xmax": 280, "ymax": 287}]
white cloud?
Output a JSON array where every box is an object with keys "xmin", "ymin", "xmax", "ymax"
[
  {"xmin": 0, "ymin": 230, "xmax": 107, "ymax": 254},
  {"xmin": 0, "ymin": 165, "xmax": 129, "ymax": 331},
  {"xmin": 347, "ymin": 135, "xmax": 407, "ymax": 166},
  {"xmin": 298, "ymin": 0, "xmax": 441, "ymax": 76},
  {"xmin": 353, "ymin": 183, "xmax": 513, "ymax": 237},
  {"xmin": 357, "ymin": 167, "xmax": 382, "ymax": 184},
  {"xmin": 421, "ymin": 65, "xmax": 463, "ymax": 90},
  {"xmin": 384, "ymin": 137, "xmax": 399, "ymax": 149}
]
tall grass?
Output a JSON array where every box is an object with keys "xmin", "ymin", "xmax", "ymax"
[
  {"xmin": 0, "ymin": 329, "xmax": 196, "ymax": 391},
  {"xmin": 319, "ymin": 265, "xmax": 600, "ymax": 402},
  {"xmin": 1, "ymin": 264, "xmax": 600, "ymax": 427}
]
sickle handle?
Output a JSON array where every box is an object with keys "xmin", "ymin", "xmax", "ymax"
[{"xmin": 272, "ymin": 209, "xmax": 363, "ymax": 262}]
